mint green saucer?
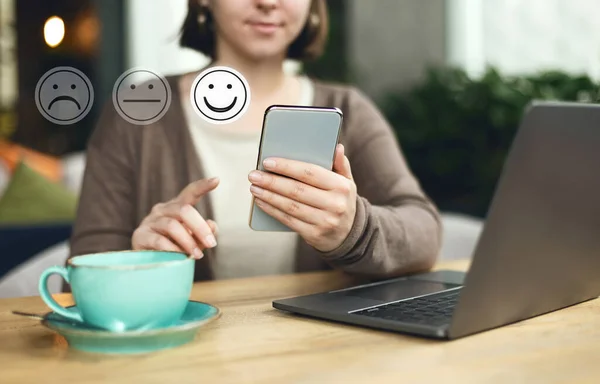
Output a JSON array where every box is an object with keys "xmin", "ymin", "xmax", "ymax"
[{"xmin": 41, "ymin": 300, "xmax": 220, "ymax": 354}]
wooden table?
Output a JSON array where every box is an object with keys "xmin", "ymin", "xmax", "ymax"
[{"xmin": 1, "ymin": 259, "xmax": 598, "ymax": 384}]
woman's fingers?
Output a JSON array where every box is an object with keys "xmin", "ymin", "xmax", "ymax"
[
  {"xmin": 207, "ymin": 219, "xmax": 219, "ymax": 236},
  {"xmin": 261, "ymin": 157, "xmax": 342, "ymax": 190},
  {"xmin": 254, "ymin": 198, "xmax": 314, "ymax": 236},
  {"xmin": 134, "ymin": 191, "xmax": 220, "ymax": 260},
  {"xmin": 155, "ymin": 202, "xmax": 217, "ymax": 250},
  {"xmin": 176, "ymin": 177, "xmax": 220, "ymax": 206},
  {"xmin": 150, "ymin": 216, "xmax": 204, "ymax": 258},
  {"xmin": 250, "ymin": 185, "xmax": 323, "ymax": 225},
  {"xmin": 179, "ymin": 205, "xmax": 217, "ymax": 249},
  {"xmin": 134, "ymin": 228, "xmax": 185, "ymax": 253},
  {"xmin": 248, "ymin": 170, "xmax": 332, "ymax": 210}
]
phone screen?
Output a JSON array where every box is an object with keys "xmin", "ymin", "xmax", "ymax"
[{"xmin": 249, "ymin": 106, "xmax": 343, "ymax": 231}]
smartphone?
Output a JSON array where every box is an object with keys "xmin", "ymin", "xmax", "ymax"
[{"xmin": 249, "ymin": 105, "xmax": 343, "ymax": 231}]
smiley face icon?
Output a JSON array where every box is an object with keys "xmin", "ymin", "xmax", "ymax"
[
  {"xmin": 35, "ymin": 67, "xmax": 94, "ymax": 125},
  {"xmin": 190, "ymin": 66, "xmax": 250, "ymax": 124},
  {"xmin": 112, "ymin": 68, "xmax": 172, "ymax": 125}
]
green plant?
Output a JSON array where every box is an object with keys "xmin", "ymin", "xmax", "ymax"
[{"xmin": 379, "ymin": 66, "xmax": 600, "ymax": 217}]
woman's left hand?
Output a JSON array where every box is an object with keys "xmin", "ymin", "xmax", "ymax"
[{"xmin": 248, "ymin": 144, "xmax": 357, "ymax": 253}]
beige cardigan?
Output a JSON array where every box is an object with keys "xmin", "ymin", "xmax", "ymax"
[{"xmin": 68, "ymin": 75, "xmax": 442, "ymax": 282}]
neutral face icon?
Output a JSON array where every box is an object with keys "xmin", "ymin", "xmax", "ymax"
[
  {"xmin": 35, "ymin": 67, "xmax": 94, "ymax": 125},
  {"xmin": 190, "ymin": 66, "xmax": 250, "ymax": 124},
  {"xmin": 112, "ymin": 68, "xmax": 171, "ymax": 125}
]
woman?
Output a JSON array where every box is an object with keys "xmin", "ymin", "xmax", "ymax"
[{"xmin": 69, "ymin": 0, "xmax": 442, "ymax": 281}]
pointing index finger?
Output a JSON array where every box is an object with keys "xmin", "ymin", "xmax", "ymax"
[{"xmin": 177, "ymin": 177, "xmax": 220, "ymax": 205}]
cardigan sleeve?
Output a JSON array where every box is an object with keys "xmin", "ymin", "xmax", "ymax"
[{"xmin": 316, "ymin": 86, "xmax": 443, "ymax": 278}]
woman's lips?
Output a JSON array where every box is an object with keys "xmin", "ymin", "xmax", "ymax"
[{"xmin": 247, "ymin": 21, "xmax": 281, "ymax": 34}]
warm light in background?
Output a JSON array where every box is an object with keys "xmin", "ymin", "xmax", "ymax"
[
  {"xmin": 74, "ymin": 11, "xmax": 100, "ymax": 56},
  {"xmin": 44, "ymin": 16, "xmax": 65, "ymax": 48}
]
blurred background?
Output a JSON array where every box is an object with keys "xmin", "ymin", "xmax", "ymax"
[{"xmin": 1, "ymin": 0, "xmax": 600, "ymax": 296}]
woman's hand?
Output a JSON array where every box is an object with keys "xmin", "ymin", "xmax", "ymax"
[
  {"xmin": 248, "ymin": 144, "xmax": 357, "ymax": 253},
  {"xmin": 132, "ymin": 178, "xmax": 220, "ymax": 259}
]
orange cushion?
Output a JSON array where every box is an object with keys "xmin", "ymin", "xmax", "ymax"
[{"xmin": 0, "ymin": 140, "xmax": 62, "ymax": 182}]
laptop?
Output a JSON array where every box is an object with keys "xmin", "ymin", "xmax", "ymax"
[{"xmin": 272, "ymin": 101, "xmax": 600, "ymax": 340}]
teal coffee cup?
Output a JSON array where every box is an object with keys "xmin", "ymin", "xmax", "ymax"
[{"xmin": 38, "ymin": 250, "xmax": 194, "ymax": 332}]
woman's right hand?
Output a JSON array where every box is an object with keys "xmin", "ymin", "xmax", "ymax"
[{"xmin": 132, "ymin": 177, "xmax": 220, "ymax": 259}]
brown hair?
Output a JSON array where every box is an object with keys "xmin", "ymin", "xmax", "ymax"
[{"xmin": 179, "ymin": 0, "xmax": 328, "ymax": 61}]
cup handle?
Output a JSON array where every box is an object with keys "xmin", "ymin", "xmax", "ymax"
[{"xmin": 38, "ymin": 266, "xmax": 83, "ymax": 322}]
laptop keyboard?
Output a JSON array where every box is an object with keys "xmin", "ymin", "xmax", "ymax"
[{"xmin": 352, "ymin": 289, "xmax": 461, "ymax": 327}]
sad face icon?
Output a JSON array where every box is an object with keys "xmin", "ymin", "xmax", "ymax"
[{"xmin": 35, "ymin": 67, "xmax": 94, "ymax": 125}]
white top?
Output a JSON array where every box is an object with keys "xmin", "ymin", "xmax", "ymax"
[{"xmin": 182, "ymin": 76, "xmax": 315, "ymax": 279}]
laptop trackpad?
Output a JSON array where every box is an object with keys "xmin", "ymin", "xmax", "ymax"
[{"xmin": 341, "ymin": 279, "xmax": 461, "ymax": 302}]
